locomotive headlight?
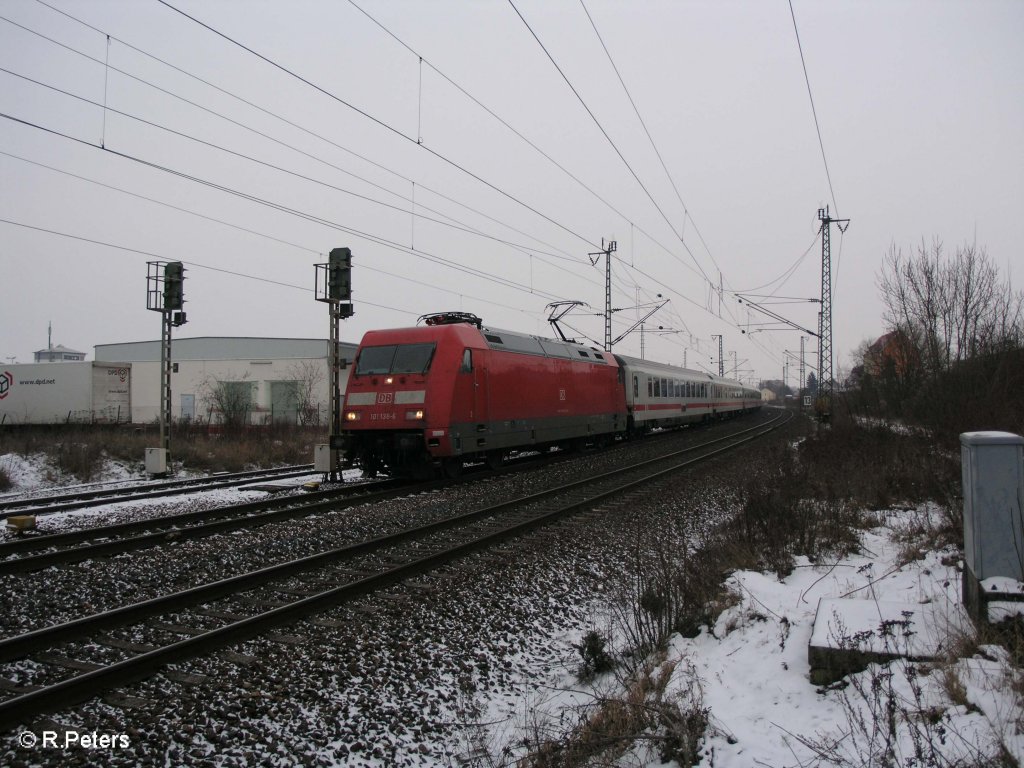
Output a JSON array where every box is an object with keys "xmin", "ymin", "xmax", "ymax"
[
  {"xmin": 345, "ymin": 411, "xmax": 361, "ymax": 421},
  {"xmin": 385, "ymin": 376, "xmax": 394, "ymax": 385},
  {"xmin": 406, "ymin": 409, "xmax": 425, "ymax": 420}
]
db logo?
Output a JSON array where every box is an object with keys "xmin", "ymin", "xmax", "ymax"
[
  {"xmin": 377, "ymin": 392, "xmax": 394, "ymax": 404},
  {"xmin": 0, "ymin": 371, "xmax": 12, "ymax": 399}
]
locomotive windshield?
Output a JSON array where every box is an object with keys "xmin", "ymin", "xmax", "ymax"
[{"xmin": 355, "ymin": 343, "xmax": 436, "ymax": 375}]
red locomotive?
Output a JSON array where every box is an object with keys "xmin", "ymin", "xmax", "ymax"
[{"xmin": 341, "ymin": 312, "xmax": 760, "ymax": 477}]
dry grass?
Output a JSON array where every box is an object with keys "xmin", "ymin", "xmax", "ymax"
[
  {"xmin": 522, "ymin": 655, "xmax": 707, "ymax": 768},
  {"xmin": 0, "ymin": 424, "xmax": 326, "ymax": 481}
]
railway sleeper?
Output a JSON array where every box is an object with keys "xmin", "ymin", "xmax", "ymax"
[
  {"xmin": 36, "ymin": 653, "xmax": 102, "ymax": 673},
  {"xmin": 103, "ymin": 692, "xmax": 156, "ymax": 711}
]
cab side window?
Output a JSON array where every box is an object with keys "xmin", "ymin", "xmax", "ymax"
[{"xmin": 461, "ymin": 349, "xmax": 473, "ymax": 373}]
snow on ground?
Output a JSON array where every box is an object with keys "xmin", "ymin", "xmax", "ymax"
[
  {"xmin": 3, "ymin": 449, "xmax": 1020, "ymax": 765},
  {"xmin": 645, "ymin": 510, "xmax": 1019, "ymax": 767},
  {"xmin": 0, "ymin": 452, "xmax": 146, "ymax": 498},
  {"xmin": 464, "ymin": 508, "xmax": 1022, "ymax": 767}
]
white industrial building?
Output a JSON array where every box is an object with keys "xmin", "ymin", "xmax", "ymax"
[
  {"xmin": 2, "ymin": 337, "xmax": 359, "ymax": 425},
  {"xmin": 94, "ymin": 337, "xmax": 358, "ymax": 425}
]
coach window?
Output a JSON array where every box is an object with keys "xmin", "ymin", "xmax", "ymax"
[
  {"xmin": 460, "ymin": 349, "xmax": 473, "ymax": 373},
  {"xmin": 633, "ymin": 375, "xmax": 639, "ymax": 398},
  {"xmin": 647, "ymin": 377, "xmax": 653, "ymax": 398}
]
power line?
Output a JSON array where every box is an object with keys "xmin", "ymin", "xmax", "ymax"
[
  {"xmin": 788, "ymin": 0, "xmax": 839, "ymax": 215},
  {"xmin": 731, "ymin": 233, "xmax": 820, "ymax": 294},
  {"xmin": 346, "ymin": 0, "xmax": 635, "ymax": 239},
  {"xmin": 0, "ymin": 60, "xmax": 587, "ymax": 271},
  {"xmin": 32, "ymin": 0, "xmax": 737, "ymax": 358},
  {"xmin": 0, "ymin": 150, "xmax": 320, "ymax": 255},
  {"xmin": 348, "ymin": 0, "xmax": 710, "ymax": 292},
  {"xmin": 0, "ymin": 214, "xmax": 541, "ymax": 319},
  {"xmin": 0, "ymin": 16, "xmax": 584, "ymax": 269},
  {"xmin": 0, "ymin": 111, "xmax": 578, "ymax": 308},
  {"xmin": 578, "ymin": 0, "xmax": 725, "ymax": 282},
  {"xmin": 30, "ymin": 0, "xmax": 584, "ymax": 266},
  {"xmin": 508, "ymin": 0, "xmax": 715, "ymax": 287},
  {"xmin": 154, "ymin": 0, "xmax": 598, "ymax": 251}
]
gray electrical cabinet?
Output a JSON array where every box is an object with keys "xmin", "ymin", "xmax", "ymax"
[{"xmin": 960, "ymin": 431, "xmax": 1024, "ymax": 622}]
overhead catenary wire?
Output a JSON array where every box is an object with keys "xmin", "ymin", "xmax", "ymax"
[
  {"xmin": 788, "ymin": 0, "xmax": 839, "ymax": 216},
  {"xmin": 153, "ymin": 0, "xmax": 599, "ymax": 252},
  {"xmin": 7, "ymin": 2, "xmax": 795, "ymax": 377},
  {"xmin": 345, "ymin": 0, "xmax": 731, "ymax": 328},
  {"xmin": 508, "ymin": 0, "xmax": 715, "ymax": 287},
  {"xmin": 0, "ymin": 112, "xmax": 592, "ymax": 318},
  {"xmin": 0, "ymin": 13, "xmax": 581, "ymax": 268},
  {"xmin": 0, "ymin": 60, "xmax": 589, "ymax": 273},
  {"xmin": 578, "ymin": 0, "xmax": 725, "ymax": 282},
  {"xmin": 19, "ymin": 0, "xmax": 737, "ymax": 360},
  {"xmin": 0, "ymin": 215, "xmax": 538, "ymax": 318},
  {"xmin": 30, "ymin": 0, "xmax": 584, "ymax": 266}
]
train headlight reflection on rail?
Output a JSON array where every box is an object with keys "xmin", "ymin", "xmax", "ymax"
[
  {"xmin": 345, "ymin": 411, "xmax": 361, "ymax": 421},
  {"xmin": 406, "ymin": 409, "xmax": 425, "ymax": 420}
]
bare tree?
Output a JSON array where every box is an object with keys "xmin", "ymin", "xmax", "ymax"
[
  {"xmin": 878, "ymin": 240, "xmax": 1023, "ymax": 375},
  {"xmin": 875, "ymin": 240, "xmax": 1024, "ymax": 432},
  {"xmin": 284, "ymin": 360, "xmax": 325, "ymax": 426},
  {"xmin": 197, "ymin": 373, "xmax": 254, "ymax": 430}
]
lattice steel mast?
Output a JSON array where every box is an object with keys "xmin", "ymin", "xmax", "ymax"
[{"xmin": 816, "ymin": 206, "xmax": 849, "ymax": 420}]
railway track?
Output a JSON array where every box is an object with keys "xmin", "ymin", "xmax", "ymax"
[
  {"xmin": 0, "ymin": 448, "xmax": 567, "ymax": 574},
  {"xmin": 0, "ymin": 464, "xmax": 319, "ymax": 519},
  {"xmin": 0, "ymin": 409, "xmax": 789, "ymax": 731},
  {"xmin": 0, "ymin": 478, "xmax": 413, "ymax": 575}
]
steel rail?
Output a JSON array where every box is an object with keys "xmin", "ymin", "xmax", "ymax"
[
  {"xmin": 0, "ymin": 410, "xmax": 789, "ymax": 730},
  {"xmin": 0, "ymin": 479, "xmax": 410, "ymax": 575},
  {"xmin": 0, "ymin": 465, "xmax": 317, "ymax": 518}
]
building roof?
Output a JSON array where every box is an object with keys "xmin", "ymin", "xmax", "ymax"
[
  {"xmin": 34, "ymin": 344, "xmax": 86, "ymax": 356},
  {"xmin": 95, "ymin": 337, "xmax": 357, "ymax": 363}
]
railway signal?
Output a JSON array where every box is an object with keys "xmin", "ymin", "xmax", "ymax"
[
  {"xmin": 315, "ymin": 248, "xmax": 355, "ymax": 481},
  {"xmin": 145, "ymin": 261, "xmax": 189, "ymax": 476}
]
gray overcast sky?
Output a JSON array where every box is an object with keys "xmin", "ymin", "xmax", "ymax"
[{"xmin": 2, "ymin": 0, "xmax": 1022, "ymax": 385}]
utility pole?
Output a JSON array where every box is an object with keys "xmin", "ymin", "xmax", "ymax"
[
  {"xmin": 589, "ymin": 239, "xmax": 616, "ymax": 352},
  {"xmin": 711, "ymin": 335, "xmax": 724, "ymax": 377},
  {"xmin": 799, "ymin": 335, "xmax": 806, "ymax": 395},
  {"xmin": 817, "ymin": 206, "xmax": 849, "ymax": 421}
]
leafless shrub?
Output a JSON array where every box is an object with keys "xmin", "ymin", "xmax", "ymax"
[
  {"xmin": 800, "ymin": 618, "xmax": 1013, "ymax": 767},
  {"xmin": 284, "ymin": 361, "xmax": 326, "ymax": 426},
  {"xmin": 196, "ymin": 373, "xmax": 255, "ymax": 431},
  {"xmin": 605, "ymin": 520, "xmax": 730, "ymax": 673},
  {"xmin": 520, "ymin": 657, "xmax": 708, "ymax": 768}
]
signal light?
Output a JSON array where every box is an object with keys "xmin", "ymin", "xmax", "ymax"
[
  {"xmin": 328, "ymin": 247, "xmax": 352, "ymax": 301},
  {"xmin": 164, "ymin": 261, "xmax": 185, "ymax": 310}
]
